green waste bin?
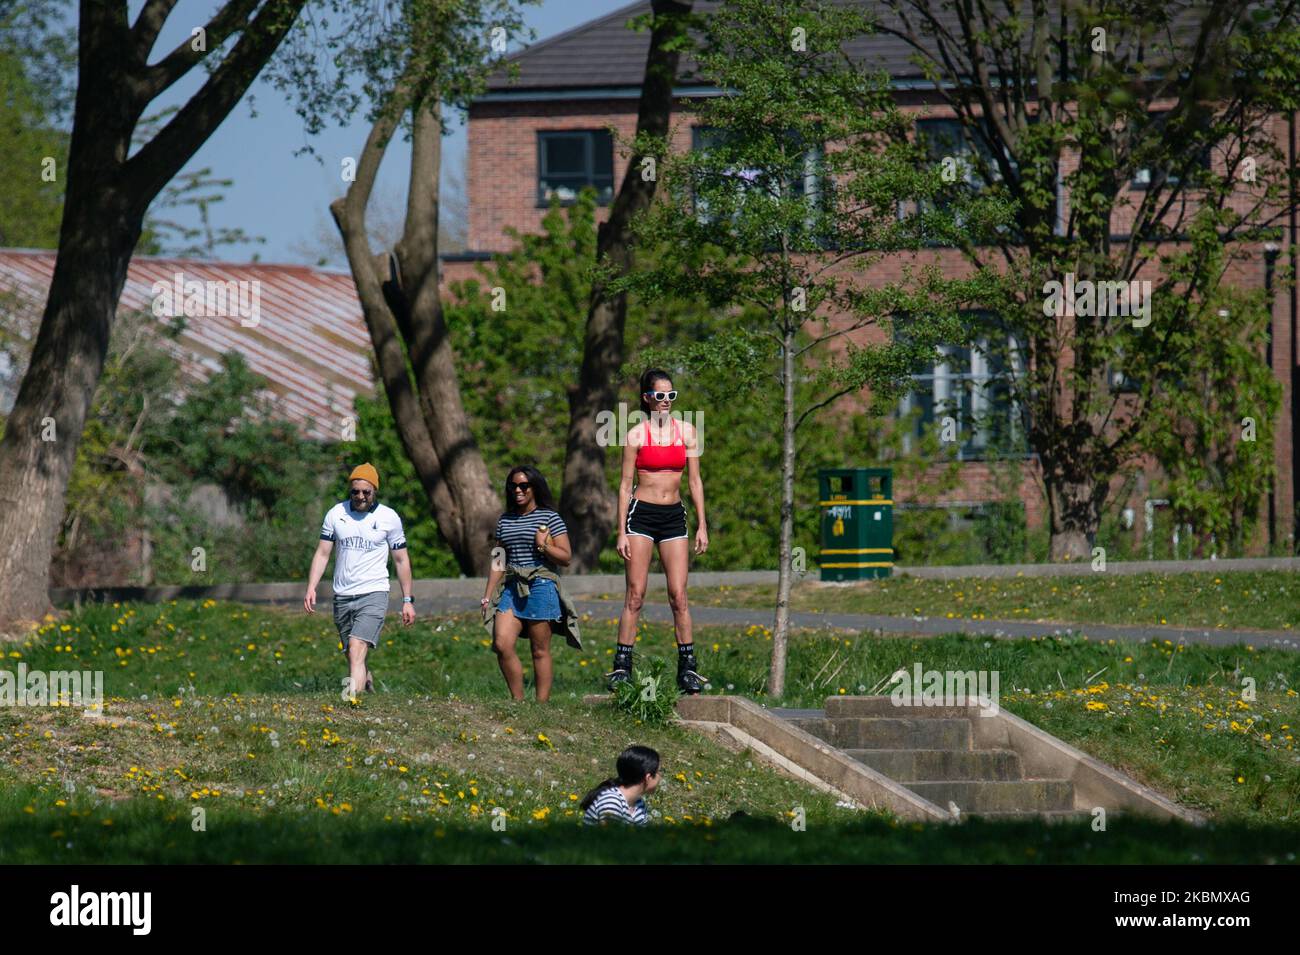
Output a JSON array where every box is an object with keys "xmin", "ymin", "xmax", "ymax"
[{"xmin": 817, "ymin": 468, "xmax": 893, "ymax": 581}]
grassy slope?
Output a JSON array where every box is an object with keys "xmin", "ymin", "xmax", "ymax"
[
  {"xmin": 1, "ymin": 598, "xmax": 1297, "ymax": 862},
  {"xmin": 689, "ymin": 570, "xmax": 1300, "ymax": 631}
]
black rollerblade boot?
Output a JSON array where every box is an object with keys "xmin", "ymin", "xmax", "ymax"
[
  {"xmin": 676, "ymin": 643, "xmax": 707, "ymax": 695},
  {"xmin": 606, "ymin": 643, "xmax": 634, "ymax": 691}
]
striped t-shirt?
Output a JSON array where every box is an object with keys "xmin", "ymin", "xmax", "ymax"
[
  {"xmin": 583, "ymin": 786, "xmax": 648, "ymax": 826},
  {"xmin": 495, "ymin": 507, "xmax": 567, "ymax": 567}
]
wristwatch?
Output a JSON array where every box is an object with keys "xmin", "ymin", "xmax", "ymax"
[{"xmin": 402, "ymin": 596, "xmax": 414, "ymax": 604}]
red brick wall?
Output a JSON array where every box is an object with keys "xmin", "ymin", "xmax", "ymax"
[{"xmin": 468, "ymin": 98, "xmax": 700, "ymax": 251}]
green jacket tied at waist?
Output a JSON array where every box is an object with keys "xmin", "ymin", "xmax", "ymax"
[{"xmin": 482, "ymin": 564, "xmax": 582, "ymax": 650}]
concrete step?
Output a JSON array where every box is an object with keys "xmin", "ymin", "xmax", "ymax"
[
  {"xmin": 905, "ymin": 779, "xmax": 1075, "ymax": 813},
  {"xmin": 847, "ymin": 748, "xmax": 1022, "ymax": 782},
  {"xmin": 826, "ymin": 696, "xmax": 988, "ymax": 720},
  {"xmin": 961, "ymin": 809, "xmax": 1099, "ymax": 824},
  {"xmin": 787, "ymin": 716, "xmax": 972, "ymax": 751}
]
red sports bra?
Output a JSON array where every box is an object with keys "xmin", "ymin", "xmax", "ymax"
[{"xmin": 635, "ymin": 418, "xmax": 686, "ymax": 472}]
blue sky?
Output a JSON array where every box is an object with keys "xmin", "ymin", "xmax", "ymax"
[{"xmin": 131, "ymin": 0, "xmax": 632, "ymax": 266}]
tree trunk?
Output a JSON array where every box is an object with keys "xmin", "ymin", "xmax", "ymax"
[
  {"xmin": 559, "ymin": 0, "xmax": 693, "ymax": 572},
  {"xmin": 1045, "ymin": 473, "xmax": 1101, "ymax": 561},
  {"xmin": 768, "ymin": 320, "xmax": 797, "ymax": 699},
  {"xmin": 0, "ymin": 0, "xmax": 306, "ymax": 631},
  {"xmin": 332, "ymin": 91, "xmax": 498, "ymax": 574},
  {"xmin": 398, "ymin": 100, "xmax": 499, "ymax": 571},
  {"xmin": 0, "ymin": 191, "xmax": 138, "ymax": 629}
]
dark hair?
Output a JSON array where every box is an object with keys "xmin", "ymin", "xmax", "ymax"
[
  {"xmin": 580, "ymin": 745, "xmax": 661, "ymax": 811},
  {"xmin": 638, "ymin": 367, "xmax": 674, "ymax": 416},
  {"xmin": 504, "ymin": 465, "xmax": 556, "ymax": 514}
]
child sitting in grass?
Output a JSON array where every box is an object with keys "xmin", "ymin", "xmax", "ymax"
[{"xmin": 581, "ymin": 745, "xmax": 661, "ymax": 826}]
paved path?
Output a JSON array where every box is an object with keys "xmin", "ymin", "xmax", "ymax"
[
  {"xmin": 357, "ymin": 594, "xmax": 1299, "ymax": 652},
  {"xmin": 48, "ymin": 558, "xmax": 1300, "ymax": 651},
  {"xmin": 573, "ymin": 599, "xmax": 1300, "ymax": 651},
  {"xmin": 48, "ymin": 554, "xmax": 1300, "ymax": 608}
]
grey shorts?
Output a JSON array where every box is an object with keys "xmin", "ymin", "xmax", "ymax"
[{"xmin": 333, "ymin": 591, "xmax": 389, "ymax": 653}]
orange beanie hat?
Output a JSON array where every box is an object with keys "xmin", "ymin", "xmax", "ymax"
[{"xmin": 348, "ymin": 462, "xmax": 380, "ymax": 490}]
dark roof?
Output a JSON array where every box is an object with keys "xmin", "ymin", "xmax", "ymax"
[
  {"xmin": 484, "ymin": 0, "xmax": 938, "ymax": 93},
  {"xmin": 481, "ymin": 1, "xmax": 1214, "ymax": 98}
]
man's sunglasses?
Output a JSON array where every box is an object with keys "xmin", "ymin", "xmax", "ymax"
[
  {"xmin": 349, "ymin": 488, "xmax": 373, "ymax": 497},
  {"xmin": 645, "ymin": 390, "xmax": 678, "ymax": 401},
  {"xmin": 511, "ymin": 482, "xmax": 532, "ymax": 492}
]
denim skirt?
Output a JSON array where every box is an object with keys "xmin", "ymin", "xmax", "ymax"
[{"xmin": 497, "ymin": 577, "xmax": 561, "ymax": 621}]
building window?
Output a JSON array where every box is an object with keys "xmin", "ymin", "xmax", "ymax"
[
  {"xmin": 897, "ymin": 315, "xmax": 1027, "ymax": 460},
  {"xmin": 690, "ymin": 125, "xmax": 826, "ymax": 245},
  {"xmin": 917, "ymin": 118, "xmax": 1007, "ymax": 189},
  {"xmin": 537, "ymin": 130, "xmax": 614, "ymax": 207},
  {"xmin": 907, "ymin": 116, "xmax": 1031, "ymax": 244},
  {"xmin": 1130, "ymin": 111, "xmax": 1213, "ymax": 190}
]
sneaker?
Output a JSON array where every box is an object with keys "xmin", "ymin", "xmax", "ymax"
[
  {"xmin": 606, "ymin": 646, "xmax": 633, "ymax": 691},
  {"xmin": 676, "ymin": 665, "xmax": 708, "ymax": 695}
]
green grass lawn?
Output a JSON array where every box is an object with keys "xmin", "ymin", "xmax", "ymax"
[
  {"xmin": 1, "ymin": 597, "xmax": 1297, "ymax": 862},
  {"xmin": 689, "ymin": 570, "xmax": 1300, "ymax": 631}
]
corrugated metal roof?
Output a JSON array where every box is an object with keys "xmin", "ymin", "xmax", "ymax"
[{"xmin": 0, "ymin": 249, "xmax": 376, "ymax": 441}]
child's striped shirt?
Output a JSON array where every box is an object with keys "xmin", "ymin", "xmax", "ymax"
[{"xmin": 583, "ymin": 786, "xmax": 648, "ymax": 825}]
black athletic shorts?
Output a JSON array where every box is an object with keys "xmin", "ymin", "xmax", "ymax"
[{"xmin": 626, "ymin": 495, "xmax": 688, "ymax": 544}]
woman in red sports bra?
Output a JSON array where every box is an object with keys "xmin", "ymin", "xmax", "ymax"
[{"xmin": 607, "ymin": 367, "xmax": 709, "ymax": 694}]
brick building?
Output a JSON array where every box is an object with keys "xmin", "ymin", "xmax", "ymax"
[{"xmin": 444, "ymin": 0, "xmax": 1299, "ymax": 555}]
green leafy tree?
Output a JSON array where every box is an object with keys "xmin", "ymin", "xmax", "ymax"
[
  {"xmin": 0, "ymin": 0, "xmax": 73, "ymax": 248},
  {"xmin": 881, "ymin": 0, "xmax": 1300, "ymax": 558},
  {"xmin": 1143, "ymin": 282, "xmax": 1282, "ymax": 555},
  {"xmin": 140, "ymin": 350, "xmax": 344, "ymax": 585},
  {"xmin": 50, "ymin": 317, "xmax": 348, "ymax": 586},
  {"xmin": 51, "ymin": 310, "xmax": 182, "ymax": 585}
]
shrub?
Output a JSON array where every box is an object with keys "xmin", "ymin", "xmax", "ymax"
[{"xmin": 612, "ymin": 655, "xmax": 680, "ymax": 726}]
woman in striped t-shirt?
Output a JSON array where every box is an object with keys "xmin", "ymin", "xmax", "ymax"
[
  {"xmin": 581, "ymin": 745, "xmax": 661, "ymax": 826},
  {"xmin": 481, "ymin": 466, "xmax": 572, "ymax": 702}
]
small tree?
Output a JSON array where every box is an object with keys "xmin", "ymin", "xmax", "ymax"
[
  {"xmin": 615, "ymin": 0, "xmax": 1008, "ymax": 697},
  {"xmin": 1143, "ymin": 281, "xmax": 1282, "ymax": 555}
]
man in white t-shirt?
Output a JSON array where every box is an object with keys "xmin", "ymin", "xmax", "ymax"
[{"xmin": 304, "ymin": 463, "xmax": 415, "ymax": 701}]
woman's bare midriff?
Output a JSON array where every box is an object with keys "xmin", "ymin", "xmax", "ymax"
[{"xmin": 633, "ymin": 469, "xmax": 683, "ymax": 505}]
